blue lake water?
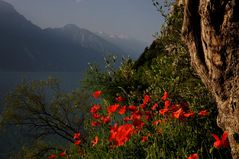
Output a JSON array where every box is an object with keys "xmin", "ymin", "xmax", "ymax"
[{"xmin": 0, "ymin": 72, "xmax": 84, "ymax": 98}]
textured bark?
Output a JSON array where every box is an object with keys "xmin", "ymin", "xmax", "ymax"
[{"xmin": 182, "ymin": 0, "xmax": 239, "ymax": 158}]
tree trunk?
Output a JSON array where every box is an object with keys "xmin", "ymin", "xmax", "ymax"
[{"xmin": 182, "ymin": 0, "xmax": 239, "ymax": 158}]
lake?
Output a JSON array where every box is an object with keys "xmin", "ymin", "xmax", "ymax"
[{"xmin": 0, "ymin": 71, "xmax": 84, "ymax": 97}]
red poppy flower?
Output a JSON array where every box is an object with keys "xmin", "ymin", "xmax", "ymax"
[
  {"xmin": 115, "ymin": 96, "xmax": 124, "ymax": 102},
  {"xmin": 118, "ymin": 105, "xmax": 127, "ymax": 115},
  {"xmin": 141, "ymin": 136, "xmax": 149, "ymax": 142},
  {"xmin": 91, "ymin": 121, "xmax": 100, "ymax": 127},
  {"xmin": 109, "ymin": 124, "xmax": 118, "ymax": 142},
  {"xmin": 74, "ymin": 139, "xmax": 81, "ymax": 145},
  {"xmin": 164, "ymin": 100, "xmax": 171, "ymax": 108},
  {"xmin": 92, "ymin": 113, "xmax": 101, "ymax": 119},
  {"xmin": 90, "ymin": 104, "xmax": 101, "ymax": 113},
  {"xmin": 101, "ymin": 115, "xmax": 110, "ymax": 124},
  {"xmin": 128, "ymin": 105, "xmax": 137, "ymax": 112},
  {"xmin": 198, "ymin": 110, "xmax": 209, "ymax": 117},
  {"xmin": 73, "ymin": 132, "xmax": 80, "ymax": 140},
  {"xmin": 92, "ymin": 90, "xmax": 102, "ymax": 99},
  {"xmin": 152, "ymin": 119, "xmax": 162, "ymax": 125},
  {"xmin": 187, "ymin": 153, "xmax": 199, "ymax": 159},
  {"xmin": 123, "ymin": 116, "xmax": 132, "ymax": 122},
  {"xmin": 140, "ymin": 103, "xmax": 147, "ymax": 109},
  {"xmin": 172, "ymin": 108, "xmax": 184, "ymax": 119},
  {"xmin": 151, "ymin": 103, "xmax": 158, "ymax": 110},
  {"xmin": 109, "ymin": 124, "xmax": 134, "ymax": 146},
  {"xmin": 107, "ymin": 104, "xmax": 120, "ymax": 114},
  {"xmin": 92, "ymin": 136, "xmax": 99, "ymax": 146},
  {"xmin": 161, "ymin": 91, "xmax": 168, "ymax": 101},
  {"xmin": 131, "ymin": 111, "xmax": 141, "ymax": 120},
  {"xmin": 59, "ymin": 151, "xmax": 66, "ymax": 157},
  {"xmin": 212, "ymin": 131, "xmax": 229, "ymax": 149},
  {"xmin": 143, "ymin": 95, "xmax": 150, "ymax": 104},
  {"xmin": 183, "ymin": 111, "xmax": 195, "ymax": 118},
  {"xmin": 48, "ymin": 154, "xmax": 56, "ymax": 159},
  {"xmin": 159, "ymin": 108, "xmax": 169, "ymax": 116}
]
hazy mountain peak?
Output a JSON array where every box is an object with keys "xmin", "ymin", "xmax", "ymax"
[
  {"xmin": 0, "ymin": 0, "xmax": 41, "ymax": 32},
  {"xmin": 63, "ymin": 24, "xmax": 81, "ymax": 31},
  {"xmin": 96, "ymin": 31, "xmax": 147, "ymax": 58},
  {"xmin": 62, "ymin": 24, "xmax": 92, "ymax": 36},
  {"xmin": 97, "ymin": 31, "xmax": 129, "ymax": 39},
  {"xmin": 0, "ymin": 0, "xmax": 18, "ymax": 15},
  {"xmin": 0, "ymin": 0, "xmax": 14, "ymax": 9}
]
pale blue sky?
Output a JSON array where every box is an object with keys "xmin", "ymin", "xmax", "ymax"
[{"xmin": 4, "ymin": 0, "xmax": 164, "ymax": 44}]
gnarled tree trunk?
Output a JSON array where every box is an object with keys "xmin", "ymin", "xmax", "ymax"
[{"xmin": 182, "ymin": 0, "xmax": 239, "ymax": 158}]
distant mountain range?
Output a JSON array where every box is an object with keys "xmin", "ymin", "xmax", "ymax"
[
  {"xmin": 0, "ymin": 0, "xmax": 146, "ymax": 72},
  {"xmin": 96, "ymin": 32, "xmax": 147, "ymax": 57}
]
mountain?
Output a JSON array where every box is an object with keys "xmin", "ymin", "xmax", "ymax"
[
  {"xmin": 96, "ymin": 32, "xmax": 148, "ymax": 59},
  {"xmin": 0, "ymin": 0, "xmax": 128, "ymax": 71}
]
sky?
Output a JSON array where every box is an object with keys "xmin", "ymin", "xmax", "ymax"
[{"xmin": 4, "ymin": 0, "xmax": 164, "ymax": 44}]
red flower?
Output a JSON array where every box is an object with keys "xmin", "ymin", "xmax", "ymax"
[
  {"xmin": 153, "ymin": 119, "xmax": 162, "ymax": 125},
  {"xmin": 141, "ymin": 136, "xmax": 149, "ymax": 142},
  {"xmin": 198, "ymin": 110, "xmax": 209, "ymax": 117},
  {"xmin": 172, "ymin": 108, "xmax": 184, "ymax": 119},
  {"xmin": 187, "ymin": 153, "xmax": 199, "ymax": 159},
  {"xmin": 140, "ymin": 103, "xmax": 147, "ymax": 109},
  {"xmin": 123, "ymin": 116, "xmax": 132, "ymax": 122},
  {"xmin": 143, "ymin": 95, "xmax": 150, "ymax": 104},
  {"xmin": 92, "ymin": 113, "xmax": 101, "ymax": 119},
  {"xmin": 73, "ymin": 132, "xmax": 80, "ymax": 140},
  {"xmin": 118, "ymin": 105, "xmax": 127, "ymax": 115},
  {"xmin": 91, "ymin": 121, "xmax": 100, "ymax": 127},
  {"xmin": 128, "ymin": 105, "xmax": 137, "ymax": 112},
  {"xmin": 90, "ymin": 104, "xmax": 101, "ymax": 113},
  {"xmin": 161, "ymin": 91, "xmax": 168, "ymax": 101},
  {"xmin": 48, "ymin": 154, "xmax": 56, "ymax": 159},
  {"xmin": 115, "ymin": 96, "xmax": 124, "ymax": 102},
  {"xmin": 151, "ymin": 103, "xmax": 158, "ymax": 110},
  {"xmin": 92, "ymin": 90, "xmax": 102, "ymax": 99},
  {"xmin": 109, "ymin": 123, "xmax": 134, "ymax": 146},
  {"xmin": 164, "ymin": 100, "xmax": 171, "ymax": 108},
  {"xmin": 212, "ymin": 131, "xmax": 229, "ymax": 149},
  {"xmin": 183, "ymin": 111, "xmax": 195, "ymax": 118},
  {"xmin": 141, "ymin": 133, "xmax": 151, "ymax": 142},
  {"xmin": 159, "ymin": 108, "xmax": 169, "ymax": 116},
  {"xmin": 92, "ymin": 136, "xmax": 99, "ymax": 146},
  {"xmin": 107, "ymin": 104, "xmax": 120, "ymax": 114},
  {"xmin": 59, "ymin": 150, "xmax": 66, "ymax": 157},
  {"xmin": 74, "ymin": 139, "xmax": 81, "ymax": 145},
  {"xmin": 131, "ymin": 111, "xmax": 141, "ymax": 120},
  {"xmin": 101, "ymin": 115, "xmax": 110, "ymax": 124}
]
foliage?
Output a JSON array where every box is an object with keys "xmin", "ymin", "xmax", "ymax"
[
  {"xmin": 46, "ymin": 92, "xmax": 231, "ymax": 159},
  {"xmin": 0, "ymin": 77, "xmax": 91, "ymax": 158}
]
